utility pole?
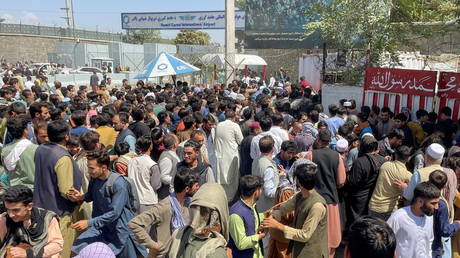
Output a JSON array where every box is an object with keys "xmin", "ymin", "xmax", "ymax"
[{"xmin": 225, "ymin": 0, "xmax": 236, "ymax": 85}]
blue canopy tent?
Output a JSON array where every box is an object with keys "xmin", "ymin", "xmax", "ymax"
[{"xmin": 134, "ymin": 51, "xmax": 201, "ymax": 79}]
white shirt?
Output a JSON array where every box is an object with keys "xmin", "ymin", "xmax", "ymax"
[
  {"xmin": 387, "ymin": 206, "xmax": 434, "ymax": 258},
  {"xmin": 250, "ymin": 131, "xmax": 282, "ymax": 160},
  {"xmin": 25, "ymin": 81, "xmax": 34, "ymax": 90},
  {"xmin": 269, "ymin": 126, "xmax": 289, "ymax": 142},
  {"xmin": 158, "ymin": 150, "xmax": 180, "ymax": 193}
]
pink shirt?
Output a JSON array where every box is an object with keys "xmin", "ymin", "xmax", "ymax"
[{"xmin": 0, "ymin": 212, "xmax": 63, "ymax": 258}]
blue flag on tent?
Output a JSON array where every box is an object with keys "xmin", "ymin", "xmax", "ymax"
[{"xmin": 134, "ymin": 52, "xmax": 200, "ymax": 79}]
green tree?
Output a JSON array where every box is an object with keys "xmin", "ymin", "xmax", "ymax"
[
  {"xmin": 173, "ymin": 30, "xmax": 211, "ymax": 45},
  {"xmin": 235, "ymin": 0, "xmax": 246, "ymax": 9},
  {"xmin": 304, "ymin": 0, "xmax": 459, "ymax": 84},
  {"xmin": 123, "ymin": 29, "xmax": 161, "ymax": 44}
]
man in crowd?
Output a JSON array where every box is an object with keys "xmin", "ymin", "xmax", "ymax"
[
  {"xmin": 112, "ymin": 112, "xmax": 136, "ymax": 152},
  {"xmin": 262, "ymin": 163, "xmax": 328, "ymax": 258},
  {"xmin": 215, "ymin": 110, "xmax": 244, "ymax": 201},
  {"xmin": 305, "ymin": 129, "xmax": 345, "ymax": 257},
  {"xmin": 1, "ymin": 117, "xmax": 38, "ymax": 190},
  {"xmin": 378, "ymin": 130, "xmax": 404, "ymax": 160},
  {"xmin": 95, "ymin": 113, "xmax": 118, "ymax": 148},
  {"xmin": 67, "ymin": 150, "xmax": 147, "ymax": 257},
  {"xmin": 240, "ymin": 122, "xmax": 262, "ymax": 177},
  {"xmin": 251, "ymin": 116, "xmax": 282, "ymax": 160},
  {"xmin": 403, "ymin": 143, "xmax": 457, "ymax": 208},
  {"xmin": 128, "ymin": 136, "xmax": 162, "ymax": 214},
  {"xmin": 69, "ymin": 110, "xmax": 91, "ymax": 136},
  {"xmin": 158, "ymin": 134, "xmax": 181, "ymax": 197},
  {"xmin": 346, "ymin": 135, "xmax": 386, "ymax": 227},
  {"xmin": 177, "ymin": 140, "xmax": 215, "ymax": 186},
  {"xmin": 129, "ymin": 169, "xmax": 199, "ymax": 257},
  {"xmin": 167, "ymin": 183, "xmax": 230, "ymax": 258},
  {"xmin": 252, "ymin": 135, "xmax": 280, "ymax": 213},
  {"xmin": 368, "ymin": 146, "xmax": 412, "ymax": 220},
  {"xmin": 0, "ymin": 185, "xmax": 63, "ymax": 258},
  {"xmin": 387, "ymin": 182, "xmax": 440, "ymax": 258},
  {"xmin": 228, "ymin": 175, "xmax": 266, "ymax": 258},
  {"xmin": 346, "ymin": 216, "xmax": 396, "ymax": 258},
  {"xmin": 33, "ymin": 120, "xmax": 82, "ymax": 258},
  {"xmin": 376, "ymin": 107, "xmax": 394, "ymax": 140}
]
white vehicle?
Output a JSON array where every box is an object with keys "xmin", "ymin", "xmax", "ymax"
[{"xmin": 70, "ymin": 67, "xmax": 103, "ymax": 74}]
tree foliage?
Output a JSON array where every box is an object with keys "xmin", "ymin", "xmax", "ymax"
[
  {"xmin": 303, "ymin": 0, "xmax": 459, "ymax": 85},
  {"xmin": 235, "ymin": 0, "xmax": 246, "ymax": 9},
  {"xmin": 173, "ymin": 30, "xmax": 211, "ymax": 45},
  {"xmin": 123, "ymin": 29, "xmax": 162, "ymax": 44}
]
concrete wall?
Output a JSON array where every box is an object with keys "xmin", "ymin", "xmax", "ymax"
[
  {"xmin": 0, "ymin": 35, "xmax": 58, "ymax": 63},
  {"xmin": 321, "ymin": 84, "xmax": 363, "ymax": 116}
]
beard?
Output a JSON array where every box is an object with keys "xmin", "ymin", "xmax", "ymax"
[{"xmin": 421, "ymin": 203, "xmax": 435, "ymax": 216}]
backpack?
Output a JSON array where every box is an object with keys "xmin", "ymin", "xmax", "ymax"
[{"xmin": 105, "ymin": 172, "xmax": 140, "ymax": 213}]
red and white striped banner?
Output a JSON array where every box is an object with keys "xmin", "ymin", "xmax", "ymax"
[{"xmin": 363, "ymin": 68, "xmax": 437, "ymax": 119}]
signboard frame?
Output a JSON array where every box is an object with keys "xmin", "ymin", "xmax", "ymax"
[{"xmin": 121, "ymin": 10, "xmax": 245, "ymax": 30}]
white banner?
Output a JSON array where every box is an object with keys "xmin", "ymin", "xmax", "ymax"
[{"xmin": 121, "ymin": 11, "xmax": 245, "ymax": 30}]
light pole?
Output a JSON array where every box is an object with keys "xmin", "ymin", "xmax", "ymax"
[{"xmin": 225, "ymin": 0, "xmax": 236, "ymax": 85}]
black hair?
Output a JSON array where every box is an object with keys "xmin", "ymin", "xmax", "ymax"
[
  {"xmin": 317, "ymin": 129, "xmax": 331, "ymax": 144},
  {"xmin": 184, "ymin": 139, "xmax": 201, "ymax": 152},
  {"xmin": 158, "ymin": 111, "xmax": 169, "ymax": 124},
  {"xmin": 328, "ymin": 104, "xmax": 339, "ymax": 116},
  {"xmin": 6, "ymin": 117, "xmax": 28, "ymax": 139},
  {"xmin": 79, "ymin": 131, "xmax": 100, "ymax": 151},
  {"xmin": 114, "ymin": 141, "xmax": 130, "ymax": 156},
  {"xmin": 440, "ymin": 106, "xmax": 452, "ymax": 117},
  {"xmin": 281, "ymin": 140, "xmax": 296, "ymax": 152},
  {"xmin": 47, "ymin": 120, "xmax": 69, "ymax": 143},
  {"xmin": 259, "ymin": 116, "xmax": 273, "ymax": 132},
  {"xmin": 357, "ymin": 112, "xmax": 369, "ymax": 122},
  {"xmin": 182, "ymin": 115, "xmax": 195, "ymax": 130},
  {"xmin": 395, "ymin": 145, "xmax": 411, "ymax": 160},
  {"xmin": 259, "ymin": 135, "xmax": 275, "ymax": 153},
  {"xmin": 96, "ymin": 113, "xmax": 111, "ymax": 126},
  {"xmin": 428, "ymin": 170, "xmax": 448, "ymax": 190},
  {"xmin": 86, "ymin": 150, "xmax": 110, "ymax": 168},
  {"xmin": 151, "ymin": 127, "xmax": 163, "ymax": 141},
  {"xmin": 71, "ymin": 110, "xmax": 87, "ymax": 127},
  {"xmin": 348, "ymin": 216, "xmax": 396, "ymax": 258},
  {"xmin": 136, "ymin": 135, "xmax": 152, "ymax": 153},
  {"xmin": 387, "ymin": 129, "xmax": 405, "ymax": 140},
  {"xmin": 239, "ymin": 175, "xmax": 263, "ymax": 197},
  {"xmin": 411, "ymin": 182, "xmax": 441, "ymax": 205},
  {"xmin": 174, "ymin": 167, "xmax": 200, "ymax": 193},
  {"xmin": 67, "ymin": 134, "xmax": 80, "ymax": 147},
  {"xmin": 50, "ymin": 108, "xmax": 63, "ymax": 121},
  {"xmin": 294, "ymin": 163, "xmax": 317, "ymax": 190},
  {"xmin": 416, "ymin": 109, "xmax": 428, "ymax": 119},
  {"xmin": 9, "ymin": 102, "xmax": 26, "ymax": 115},
  {"xmin": 271, "ymin": 112, "xmax": 283, "ymax": 126},
  {"xmin": 428, "ymin": 112, "xmax": 438, "ymax": 122},
  {"xmin": 132, "ymin": 108, "xmax": 145, "ymax": 121},
  {"xmin": 118, "ymin": 112, "xmax": 130, "ymax": 124},
  {"xmin": 394, "ymin": 113, "xmax": 407, "ymax": 122},
  {"xmin": 4, "ymin": 185, "xmax": 33, "ymax": 205}
]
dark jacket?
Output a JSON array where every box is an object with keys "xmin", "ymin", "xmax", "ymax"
[
  {"xmin": 346, "ymin": 154, "xmax": 386, "ymax": 225},
  {"xmin": 128, "ymin": 121, "xmax": 150, "ymax": 139}
]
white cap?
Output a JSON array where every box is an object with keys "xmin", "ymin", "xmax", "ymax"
[
  {"xmin": 343, "ymin": 101, "xmax": 352, "ymax": 107},
  {"xmin": 426, "ymin": 143, "xmax": 445, "ymax": 160},
  {"xmin": 362, "ymin": 133, "xmax": 374, "ymax": 139},
  {"xmin": 336, "ymin": 139, "xmax": 349, "ymax": 153}
]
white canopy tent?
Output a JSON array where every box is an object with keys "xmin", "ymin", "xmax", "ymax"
[{"xmin": 201, "ymin": 53, "xmax": 267, "ymax": 69}]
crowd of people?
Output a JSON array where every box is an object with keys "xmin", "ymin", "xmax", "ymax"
[{"xmin": 0, "ymin": 68, "xmax": 458, "ymax": 258}]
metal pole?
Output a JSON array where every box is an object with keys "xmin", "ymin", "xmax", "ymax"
[
  {"xmin": 225, "ymin": 0, "xmax": 236, "ymax": 86},
  {"xmin": 321, "ymin": 42, "xmax": 327, "ymax": 83}
]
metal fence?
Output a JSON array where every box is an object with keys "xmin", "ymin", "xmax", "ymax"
[{"xmin": 0, "ymin": 23, "xmax": 123, "ymax": 42}]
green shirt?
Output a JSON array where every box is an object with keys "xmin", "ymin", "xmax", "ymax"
[
  {"xmin": 0, "ymin": 139, "xmax": 38, "ymax": 190},
  {"xmin": 229, "ymin": 200, "xmax": 265, "ymax": 258}
]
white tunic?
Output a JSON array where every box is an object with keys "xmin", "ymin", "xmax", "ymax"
[
  {"xmin": 387, "ymin": 206, "xmax": 434, "ymax": 258},
  {"xmin": 215, "ymin": 119, "xmax": 243, "ymax": 199}
]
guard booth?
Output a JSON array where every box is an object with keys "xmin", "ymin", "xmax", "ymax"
[{"xmin": 91, "ymin": 58, "xmax": 114, "ymax": 71}]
